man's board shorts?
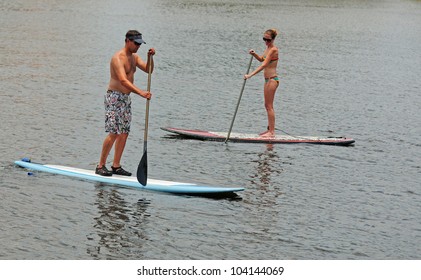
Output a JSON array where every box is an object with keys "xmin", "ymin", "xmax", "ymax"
[{"xmin": 104, "ymin": 90, "xmax": 132, "ymax": 134}]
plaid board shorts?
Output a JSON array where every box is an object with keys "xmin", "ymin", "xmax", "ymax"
[{"xmin": 104, "ymin": 90, "xmax": 132, "ymax": 134}]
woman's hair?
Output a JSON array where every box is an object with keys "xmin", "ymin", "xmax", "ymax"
[{"xmin": 265, "ymin": 29, "xmax": 278, "ymax": 39}]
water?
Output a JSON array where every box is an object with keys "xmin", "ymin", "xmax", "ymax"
[{"xmin": 1, "ymin": 0, "xmax": 420, "ymax": 260}]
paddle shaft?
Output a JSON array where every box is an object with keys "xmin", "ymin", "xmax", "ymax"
[
  {"xmin": 143, "ymin": 56, "xmax": 152, "ymax": 144},
  {"xmin": 225, "ymin": 55, "xmax": 253, "ymax": 143},
  {"xmin": 137, "ymin": 55, "xmax": 153, "ymax": 186}
]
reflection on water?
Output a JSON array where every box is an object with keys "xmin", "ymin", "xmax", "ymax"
[
  {"xmin": 250, "ymin": 144, "xmax": 284, "ymax": 190},
  {"xmin": 86, "ymin": 184, "xmax": 150, "ymax": 259}
]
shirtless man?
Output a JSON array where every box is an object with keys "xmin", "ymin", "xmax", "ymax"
[
  {"xmin": 244, "ymin": 29, "xmax": 279, "ymax": 138},
  {"xmin": 96, "ymin": 30, "xmax": 155, "ymax": 176}
]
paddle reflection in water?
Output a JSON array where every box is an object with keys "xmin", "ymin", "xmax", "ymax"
[{"xmin": 86, "ymin": 183, "xmax": 150, "ymax": 259}]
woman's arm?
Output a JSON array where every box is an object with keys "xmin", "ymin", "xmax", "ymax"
[
  {"xmin": 244, "ymin": 48, "xmax": 276, "ymax": 79},
  {"xmin": 249, "ymin": 49, "xmax": 263, "ymax": 62}
]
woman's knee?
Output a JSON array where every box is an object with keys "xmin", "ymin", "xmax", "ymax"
[{"xmin": 265, "ymin": 104, "xmax": 274, "ymax": 111}]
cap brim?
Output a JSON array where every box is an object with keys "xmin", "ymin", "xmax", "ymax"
[{"xmin": 134, "ymin": 38, "xmax": 146, "ymax": 44}]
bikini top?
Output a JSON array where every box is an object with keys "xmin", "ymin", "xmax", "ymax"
[{"xmin": 263, "ymin": 55, "xmax": 278, "ymax": 63}]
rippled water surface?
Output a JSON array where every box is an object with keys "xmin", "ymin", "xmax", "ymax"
[{"xmin": 1, "ymin": 0, "xmax": 420, "ymax": 259}]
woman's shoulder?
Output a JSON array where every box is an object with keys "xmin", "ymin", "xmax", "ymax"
[
  {"xmin": 267, "ymin": 46, "xmax": 278, "ymax": 59},
  {"xmin": 270, "ymin": 46, "xmax": 279, "ymax": 53}
]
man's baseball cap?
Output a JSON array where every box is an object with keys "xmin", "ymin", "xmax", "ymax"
[{"xmin": 126, "ymin": 30, "xmax": 146, "ymax": 44}]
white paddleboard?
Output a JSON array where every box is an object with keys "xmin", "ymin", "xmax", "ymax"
[{"xmin": 15, "ymin": 159, "xmax": 244, "ymax": 195}]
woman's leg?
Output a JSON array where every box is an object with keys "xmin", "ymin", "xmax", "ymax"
[{"xmin": 261, "ymin": 80, "xmax": 278, "ymax": 137}]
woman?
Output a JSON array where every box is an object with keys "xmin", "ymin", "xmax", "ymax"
[{"xmin": 244, "ymin": 29, "xmax": 279, "ymax": 138}]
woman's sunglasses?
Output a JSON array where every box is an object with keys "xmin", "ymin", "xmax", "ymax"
[{"xmin": 263, "ymin": 38, "xmax": 272, "ymax": 42}]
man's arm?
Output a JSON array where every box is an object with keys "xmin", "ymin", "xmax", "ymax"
[
  {"xmin": 135, "ymin": 49, "xmax": 155, "ymax": 73},
  {"xmin": 112, "ymin": 55, "xmax": 150, "ymax": 99}
]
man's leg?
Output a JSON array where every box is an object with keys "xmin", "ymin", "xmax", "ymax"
[
  {"xmin": 99, "ymin": 133, "xmax": 117, "ymax": 168},
  {"xmin": 112, "ymin": 133, "xmax": 129, "ymax": 168}
]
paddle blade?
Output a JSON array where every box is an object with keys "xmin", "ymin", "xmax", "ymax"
[{"xmin": 137, "ymin": 151, "xmax": 147, "ymax": 186}]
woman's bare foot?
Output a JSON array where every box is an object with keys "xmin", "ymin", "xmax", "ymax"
[
  {"xmin": 260, "ymin": 131, "xmax": 275, "ymax": 138},
  {"xmin": 259, "ymin": 126, "xmax": 270, "ymax": 135}
]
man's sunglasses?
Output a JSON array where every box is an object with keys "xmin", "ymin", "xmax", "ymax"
[{"xmin": 132, "ymin": 40, "xmax": 142, "ymax": 46}]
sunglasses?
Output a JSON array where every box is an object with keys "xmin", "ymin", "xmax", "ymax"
[
  {"xmin": 132, "ymin": 41, "xmax": 142, "ymax": 46},
  {"xmin": 263, "ymin": 37, "xmax": 272, "ymax": 42}
]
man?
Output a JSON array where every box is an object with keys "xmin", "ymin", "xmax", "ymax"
[{"xmin": 96, "ymin": 30, "xmax": 155, "ymax": 176}]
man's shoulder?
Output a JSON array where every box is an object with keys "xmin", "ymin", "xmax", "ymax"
[
  {"xmin": 110, "ymin": 50, "xmax": 126, "ymax": 65},
  {"xmin": 113, "ymin": 49, "xmax": 126, "ymax": 58}
]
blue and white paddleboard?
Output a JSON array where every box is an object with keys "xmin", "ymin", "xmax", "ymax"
[{"xmin": 14, "ymin": 159, "xmax": 244, "ymax": 195}]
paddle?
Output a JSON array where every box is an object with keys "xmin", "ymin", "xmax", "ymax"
[
  {"xmin": 224, "ymin": 55, "xmax": 253, "ymax": 143},
  {"xmin": 137, "ymin": 54, "xmax": 152, "ymax": 186}
]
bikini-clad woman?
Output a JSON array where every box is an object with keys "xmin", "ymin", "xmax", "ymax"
[{"xmin": 244, "ymin": 29, "xmax": 279, "ymax": 138}]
